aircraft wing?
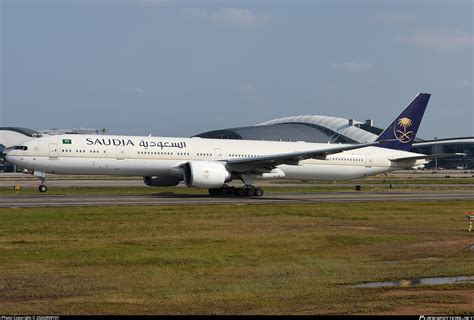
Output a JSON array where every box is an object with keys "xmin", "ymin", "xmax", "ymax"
[
  {"xmin": 225, "ymin": 141, "xmax": 381, "ymax": 173},
  {"xmin": 389, "ymin": 153, "xmax": 466, "ymax": 162}
]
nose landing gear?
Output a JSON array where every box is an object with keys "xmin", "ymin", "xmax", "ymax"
[
  {"xmin": 34, "ymin": 171, "xmax": 48, "ymax": 193},
  {"xmin": 39, "ymin": 184, "xmax": 48, "ymax": 193}
]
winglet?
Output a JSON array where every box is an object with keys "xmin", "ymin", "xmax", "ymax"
[{"xmin": 376, "ymin": 93, "xmax": 431, "ymax": 151}]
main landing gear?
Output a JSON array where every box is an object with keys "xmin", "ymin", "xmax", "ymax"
[
  {"xmin": 208, "ymin": 185, "xmax": 264, "ymax": 197},
  {"xmin": 209, "ymin": 174, "xmax": 263, "ymax": 197}
]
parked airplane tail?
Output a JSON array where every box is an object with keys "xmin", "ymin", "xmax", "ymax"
[{"xmin": 376, "ymin": 93, "xmax": 430, "ymax": 151}]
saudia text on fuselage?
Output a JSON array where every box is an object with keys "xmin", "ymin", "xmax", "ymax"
[
  {"xmin": 86, "ymin": 138, "xmax": 135, "ymax": 146},
  {"xmin": 85, "ymin": 138, "xmax": 187, "ymax": 149}
]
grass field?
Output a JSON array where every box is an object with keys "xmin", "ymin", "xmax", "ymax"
[{"xmin": 0, "ymin": 201, "xmax": 473, "ymax": 314}]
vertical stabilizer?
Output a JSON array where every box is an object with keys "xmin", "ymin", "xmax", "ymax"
[{"xmin": 376, "ymin": 93, "xmax": 430, "ymax": 151}]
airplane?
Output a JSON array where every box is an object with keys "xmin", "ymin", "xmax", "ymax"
[{"xmin": 3, "ymin": 93, "xmax": 463, "ymax": 196}]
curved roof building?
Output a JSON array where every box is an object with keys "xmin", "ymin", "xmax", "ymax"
[
  {"xmin": 257, "ymin": 115, "xmax": 379, "ymax": 143},
  {"xmin": 195, "ymin": 115, "xmax": 473, "ymax": 169},
  {"xmin": 195, "ymin": 115, "xmax": 381, "ymax": 144}
]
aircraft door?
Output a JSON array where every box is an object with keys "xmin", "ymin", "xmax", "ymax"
[
  {"xmin": 214, "ymin": 148, "xmax": 223, "ymax": 160},
  {"xmin": 49, "ymin": 143, "xmax": 58, "ymax": 159},
  {"xmin": 116, "ymin": 147, "xmax": 125, "ymax": 160},
  {"xmin": 364, "ymin": 155, "xmax": 372, "ymax": 168}
]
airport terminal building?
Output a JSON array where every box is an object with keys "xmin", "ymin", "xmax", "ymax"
[
  {"xmin": 1, "ymin": 116, "xmax": 473, "ymax": 172},
  {"xmin": 194, "ymin": 115, "xmax": 474, "ymax": 170}
]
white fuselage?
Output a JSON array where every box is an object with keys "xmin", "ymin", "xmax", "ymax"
[{"xmin": 5, "ymin": 134, "xmax": 426, "ymax": 182}]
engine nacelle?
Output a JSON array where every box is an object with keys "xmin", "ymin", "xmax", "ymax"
[
  {"xmin": 143, "ymin": 175, "xmax": 181, "ymax": 187},
  {"xmin": 183, "ymin": 161, "xmax": 231, "ymax": 188}
]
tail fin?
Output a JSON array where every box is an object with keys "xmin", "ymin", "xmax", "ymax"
[{"xmin": 376, "ymin": 93, "xmax": 430, "ymax": 151}]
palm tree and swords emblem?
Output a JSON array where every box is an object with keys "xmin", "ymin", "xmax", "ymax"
[{"xmin": 394, "ymin": 117, "xmax": 414, "ymax": 143}]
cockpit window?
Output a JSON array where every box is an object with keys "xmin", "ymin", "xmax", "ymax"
[{"xmin": 14, "ymin": 146, "xmax": 28, "ymax": 151}]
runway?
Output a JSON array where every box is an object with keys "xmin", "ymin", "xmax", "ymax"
[
  {"xmin": 1, "ymin": 179, "xmax": 474, "ymax": 189},
  {"xmin": 1, "ymin": 190, "xmax": 472, "ymax": 208}
]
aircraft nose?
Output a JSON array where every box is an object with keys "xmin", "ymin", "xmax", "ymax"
[
  {"xmin": 4, "ymin": 150, "xmax": 11, "ymax": 162},
  {"xmin": 3, "ymin": 148, "xmax": 15, "ymax": 163}
]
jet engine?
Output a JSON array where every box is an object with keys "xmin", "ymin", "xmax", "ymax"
[
  {"xmin": 143, "ymin": 175, "xmax": 182, "ymax": 187},
  {"xmin": 183, "ymin": 161, "xmax": 231, "ymax": 188}
]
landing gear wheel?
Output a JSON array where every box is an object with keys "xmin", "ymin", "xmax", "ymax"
[
  {"xmin": 246, "ymin": 188, "xmax": 256, "ymax": 197},
  {"xmin": 209, "ymin": 188, "xmax": 225, "ymax": 196},
  {"xmin": 209, "ymin": 186, "xmax": 264, "ymax": 197},
  {"xmin": 39, "ymin": 185, "xmax": 48, "ymax": 193},
  {"xmin": 239, "ymin": 188, "xmax": 248, "ymax": 197},
  {"xmin": 223, "ymin": 187, "xmax": 234, "ymax": 195},
  {"xmin": 233, "ymin": 188, "xmax": 241, "ymax": 196}
]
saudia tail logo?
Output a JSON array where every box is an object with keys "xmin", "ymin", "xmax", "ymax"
[{"xmin": 394, "ymin": 117, "xmax": 414, "ymax": 143}]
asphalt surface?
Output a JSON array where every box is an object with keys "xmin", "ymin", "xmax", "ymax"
[
  {"xmin": 1, "ymin": 179, "xmax": 473, "ymax": 189},
  {"xmin": 1, "ymin": 191, "xmax": 472, "ymax": 208}
]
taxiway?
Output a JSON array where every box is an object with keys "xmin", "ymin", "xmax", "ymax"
[{"xmin": 1, "ymin": 190, "xmax": 472, "ymax": 208}]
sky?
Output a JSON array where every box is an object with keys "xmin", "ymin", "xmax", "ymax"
[{"xmin": 0, "ymin": 0, "xmax": 472, "ymax": 139}]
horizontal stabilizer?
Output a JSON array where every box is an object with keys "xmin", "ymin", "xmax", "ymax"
[{"xmin": 389, "ymin": 153, "xmax": 466, "ymax": 162}]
